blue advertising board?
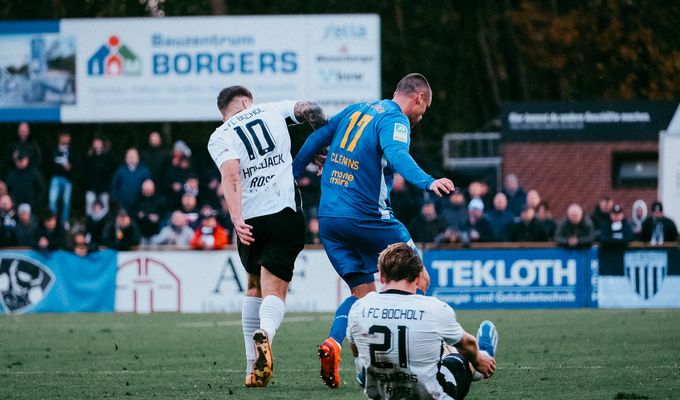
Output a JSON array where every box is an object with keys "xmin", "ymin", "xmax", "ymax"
[
  {"xmin": 0, "ymin": 250, "xmax": 117, "ymax": 314},
  {"xmin": 423, "ymin": 248, "xmax": 591, "ymax": 309}
]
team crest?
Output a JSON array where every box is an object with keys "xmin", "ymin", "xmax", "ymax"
[
  {"xmin": 0, "ymin": 255, "xmax": 55, "ymax": 314},
  {"xmin": 624, "ymin": 251, "xmax": 667, "ymax": 300},
  {"xmin": 393, "ymin": 123, "xmax": 408, "ymax": 143}
]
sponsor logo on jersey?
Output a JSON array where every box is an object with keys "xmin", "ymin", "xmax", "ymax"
[
  {"xmin": 393, "ymin": 123, "xmax": 408, "ymax": 143},
  {"xmin": 88, "ymin": 36, "xmax": 142, "ymax": 77},
  {"xmin": 0, "ymin": 255, "xmax": 54, "ymax": 314},
  {"xmin": 624, "ymin": 251, "xmax": 667, "ymax": 300}
]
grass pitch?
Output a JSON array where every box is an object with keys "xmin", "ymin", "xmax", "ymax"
[{"xmin": 1, "ymin": 309, "xmax": 679, "ymax": 400}]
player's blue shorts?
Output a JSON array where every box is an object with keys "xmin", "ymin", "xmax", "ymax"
[{"xmin": 318, "ymin": 216, "xmax": 415, "ymax": 289}]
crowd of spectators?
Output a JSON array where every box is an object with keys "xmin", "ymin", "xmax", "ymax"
[
  {"xmin": 0, "ymin": 122, "xmax": 677, "ymax": 254},
  {"xmin": 0, "ymin": 123, "xmax": 233, "ymax": 255}
]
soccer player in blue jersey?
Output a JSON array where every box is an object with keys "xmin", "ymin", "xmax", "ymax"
[{"xmin": 292, "ymin": 73, "xmax": 455, "ymax": 388}]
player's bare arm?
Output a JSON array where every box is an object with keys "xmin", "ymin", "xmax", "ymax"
[
  {"xmin": 294, "ymin": 101, "xmax": 327, "ymax": 129},
  {"xmin": 219, "ymin": 159, "xmax": 254, "ymax": 245},
  {"xmin": 454, "ymin": 332, "xmax": 496, "ymax": 378}
]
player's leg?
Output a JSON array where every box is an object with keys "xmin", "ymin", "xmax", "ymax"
[
  {"xmin": 242, "ymin": 274, "xmax": 262, "ymax": 382},
  {"xmin": 250, "ymin": 207, "xmax": 305, "ymax": 387}
]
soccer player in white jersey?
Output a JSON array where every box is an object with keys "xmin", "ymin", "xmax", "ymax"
[
  {"xmin": 208, "ymin": 86, "xmax": 326, "ymax": 387},
  {"xmin": 347, "ymin": 243, "xmax": 498, "ymax": 399}
]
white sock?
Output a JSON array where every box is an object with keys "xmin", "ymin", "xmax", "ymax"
[
  {"xmin": 259, "ymin": 295, "xmax": 286, "ymax": 342},
  {"xmin": 242, "ymin": 297, "xmax": 262, "ymax": 374}
]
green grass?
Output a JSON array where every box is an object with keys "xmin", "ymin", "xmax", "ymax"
[{"xmin": 1, "ymin": 309, "xmax": 679, "ymax": 399}]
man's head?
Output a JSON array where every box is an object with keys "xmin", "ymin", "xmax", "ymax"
[
  {"xmin": 42, "ymin": 212, "xmax": 57, "ymax": 230},
  {"xmin": 421, "ymin": 202, "xmax": 437, "ymax": 222},
  {"xmin": 181, "ymin": 193, "xmax": 197, "ymax": 211},
  {"xmin": 493, "ymin": 193, "xmax": 508, "ymax": 212},
  {"xmin": 58, "ymin": 132, "xmax": 71, "ymax": 146},
  {"xmin": 91, "ymin": 137, "xmax": 105, "ymax": 153},
  {"xmin": 170, "ymin": 210, "xmax": 187, "ymax": 228},
  {"xmin": 504, "ymin": 174, "xmax": 519, "ymax": 193},
  {"xmin": 599, "ymin": 196, "xmax": 613, "ymax": 213},
  {"xmin": 116, "ymin": 209, "xmax": 131, "ymax": 228},
  {"xmin": 149, "ymin": 131, "xmax": 162, "ymax": 147},
  {"xmin": 141, "ymin": 179, "xmax": 155, "ymax": 197},
  {"xmin": 392, "ymin": 73, "xmax": 432, "ymax": 127},
  {"xmin": 449, "ymin": 189, "xmax": 465, "ymax": 206},
  {"xmin": 17, "ymin": 204, "xmax": 31, "ymax": 224},
  {"xmin": 468, "ymin": 198, "xmax": 484, "ymax": 219},
  {"xmin": 526, "ymin": 190, "xmax": 541, "ymax": 209},
  {"xmin": 378, "ymin": 242, "xmax": 423, "ymax": 284},
  {"xmin": 17, "ymin": 122, "xmax": 30, "ymax": 141},
  {"xmin": 520, "ymin": 206, "xmax": 535, "ymax": 223},
  {"xmin": 217, "ymin": 85, "xmax": 253, "ymax": 120},
  {"xmin": 0, "ymin": 195, "xmax": 13, "ymax": 212},
  {"xmin": 610, "ymin": 204, "xmax": 625, "ymax": 222},
  {"xmin": 14, "ymin": 153, "xmax": 29, "ymax": 170},
  {"xmin": 651, "ymin": 201, "xmax": 664, "ymax": 218},
  {"xmin": 125, "ymin": 148, "xmax": 139, "ymax": 168},
  {"xmin": 567, "ymin": 204, "xmax": 584, "ymax": 225}
]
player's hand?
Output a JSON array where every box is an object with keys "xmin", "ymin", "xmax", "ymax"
[
  {"xmin": 312, "ymin": 147, "xmax": 329, "ymax": 176},
  {"xmin": 429, "ymin": 178, "xmax": 455, "ymax": 197},
  {"xmin": 417, "ymin": 267, "xmax": 430, "ymax": 293},
  {"xmin": 232, "ymin": 218, "xmax": 254, "ymax": 245},
  {"xmin": 474, "ymin": 352, "xmax": 496, "ymax": 379}
]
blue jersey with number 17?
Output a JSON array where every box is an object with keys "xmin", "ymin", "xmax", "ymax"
[{"xmin": 293, "ymin": 99, "xmax": 435, "ymax": 221}]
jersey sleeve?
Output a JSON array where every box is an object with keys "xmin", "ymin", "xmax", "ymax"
[
  {"xmin": 292, "ymin": 108, "xmax": 344, "ymax": 178},
  {"xmin": 270, "ymin": 100, "xmax": 301, "ymax": 126},
  {"xmin": 207, "ymin": 130, "xmax": 239, "ymax": 169},
  {"xmin": 346, "ymin": 301, "xmax": 361, "ymax": 345},
  {"xmin": 436, "ymin": 303, "xmax": 465, "ymax": 345},
  {"xmin": 378, "ymin": 114, "xmax": 435, "ymax": 191}
]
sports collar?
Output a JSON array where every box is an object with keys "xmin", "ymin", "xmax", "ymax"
[{"xmin": 380, "ymin": 289, "xmax": 413, "ymax": 295}]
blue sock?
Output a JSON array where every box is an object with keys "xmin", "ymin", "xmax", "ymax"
[{"xmin": 328, "ymin": 296, "xmax": 357, "ymax": 345}]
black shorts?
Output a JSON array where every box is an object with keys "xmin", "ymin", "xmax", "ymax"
[
  {"xmin": 437, "ymin": 353, "xmax": 473, "ymax": 399},
  {"xmin": 237, "ymin": 207, "xmax": 306, "ymax": 282}
]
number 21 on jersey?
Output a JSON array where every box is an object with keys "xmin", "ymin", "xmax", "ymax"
[{"xmin": 339, "ymin": 111, "xmax": 374, "ymax": 152}]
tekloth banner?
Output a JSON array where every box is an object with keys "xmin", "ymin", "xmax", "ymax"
[
  {"xmin": 0, "ymin": 15, "xmax": 380, "ymax": 122},
  {"xmin": 424, "ymin": 248, "xmax": 591, "ymax": 309}
]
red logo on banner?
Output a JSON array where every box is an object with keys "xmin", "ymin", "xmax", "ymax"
[{"xmin": 116, "ymin": 257, "xmax": 181, "ymax": 313}]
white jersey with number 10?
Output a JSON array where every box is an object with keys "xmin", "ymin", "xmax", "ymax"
[{"xmin": 208, "ymin": 100, "xmax": 301, "ymax": 220}]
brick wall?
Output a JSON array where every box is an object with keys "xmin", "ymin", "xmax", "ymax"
[{"xmin": 502, "ymin": 141, "xmax": 659, "ymax": 220}]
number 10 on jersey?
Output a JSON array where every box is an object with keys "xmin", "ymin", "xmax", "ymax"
[{"xmin": 340, "ymin": 111, "xmax": 374, "ymax": 152}]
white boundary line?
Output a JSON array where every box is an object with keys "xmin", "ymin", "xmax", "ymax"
[{"xmin": 176, "ymin": 315, "xmax": 332, "ymax": 328}]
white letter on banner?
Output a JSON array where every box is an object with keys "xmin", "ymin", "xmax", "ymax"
[
  {"xmin": 496, "ymin": 260, "xmax": 512, "ymax": 286},
  {"xmin": 535, "ymin": 259, "xmax": 552, "ymax": 286},
  {"xmin": 473, "ymin": 259, "xmax": 495, "ymax": 287},
  {"xmin": 432, "ymin": 260, "xmax": 453, "ymax": 286},
  {"xmin": 553, "ymin": 259, "xmax": 577, "ymax": 286},
  {"xmin": 511, "ymin": 260, "xmax": 535, "ymax": 287},
  {"xmin": 454, "ymin": 261, "xmax": 473, "ymax": 287}
]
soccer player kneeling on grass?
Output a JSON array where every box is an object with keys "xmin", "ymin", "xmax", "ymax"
[
  {"xmin": 208, "ymin": 86, "xmax": 326, "ymax": 387},
  {"xmin": 347, "ymin": 243, "xmax": 498, "ymax": 399}
]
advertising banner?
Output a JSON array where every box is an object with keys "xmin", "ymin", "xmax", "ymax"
[
  {"xmin": 598, "ymin": 247, "xmax": 680, "ymax": 308},
  {"xmin": 0, "ymin": 250, "xmax": 117, "ymax": 314},
  {"xmin": 0, "ymin": 15, "xmax": 380, "ymax": 122},
  {"xmin": 423, "ymin": 248, "xmax": 590, "ymax": 309},
  {"xmin": 115, "ymin": 249, "xmax": 348, "ymax": 313},
  {"xmin": 501, "ymin": 102, "xmax": 679, "ymax": 141},
  {"xmin": 659, "ymin": 133, "xmax": 680, "ymax": 226}
]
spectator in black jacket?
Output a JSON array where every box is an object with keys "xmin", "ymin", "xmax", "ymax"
[
  {"xmin": 135, "ymin": 179, "xmax": 165, "ymax": 244},
  {"xmin": 555, "ymin": 203, "xmax": 596, "ymax": 248},
  {"xmin": 640, "ymin": 201, "xmax": 678, "ymax": 245},
  {"xmin": 0, "ymin": 194, "xmax": 17, "ymax": 247},
  {"xmin": 460, "ymin": 198, "xmax": 495, "ymax": 243},
  {"xmin": 440, "ymin": 189, "xmax": 468, "ymax": 232},
  {"xmin": 599, "ymin": 204, "xmax": 634, "ymax": 248},
  {"xmin": 6, "ymin": 153, "xmax": 45, "ymax": 211},
  {"xmin": 102, "ymin": 209, "xmax": 141, "ymax": 250},
  {"xmin": 164, "ymin": 141, "xmax": 194, "ymax": 209},
  {"xmin": 485, "ymin": 193, "xmax": 515, "ymax": 242},
  {"xmin": 35, "ymin": 212, "xmax": 66, "ymax": 252},
  {"xmin": 591, "ymin": 195, "xmax": 613, "ymax": 235},
  {"xmin": 502, "ymin": 174, "xmax": 527, "ymax": 217},
  {"xmin": 86, "ymin": 200, "xmax": 111, "ymax": 246},
  {"xmin": 15, "ymin": 203, "xmax": 39, "ymax": 247},
  {"xmin": 408, "ymin": 202, "xmax": 447, "ymax": 243},
  {"xmin": 9, "ymin": 122, "xmax": 41, "ymax": 171},
  {"xmin": 85, "ymin": 137, "xmax": 116, "ymax": 216},
  {"xmin": 141, "ymin": 131, "xmax": 170, "ymax": 186},
  {"xmin": 536, "ymin": 201, "xmax": 557, "ymax": 239},
  {"xmin": 48, "ymin": 132, "xmax": 77, "ymax": 226},
  {"xmin": 510, "ymin": 206, "xmax": 548, "ymax": 242}
]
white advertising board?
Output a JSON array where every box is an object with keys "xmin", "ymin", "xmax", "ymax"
[
  {"xmin": 115, "ymin": 250, "xmax": 350, "ymax": 313},
  {"xmin": 0, "ymin": 15, "xmax": 380, "ymax": 122}
]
